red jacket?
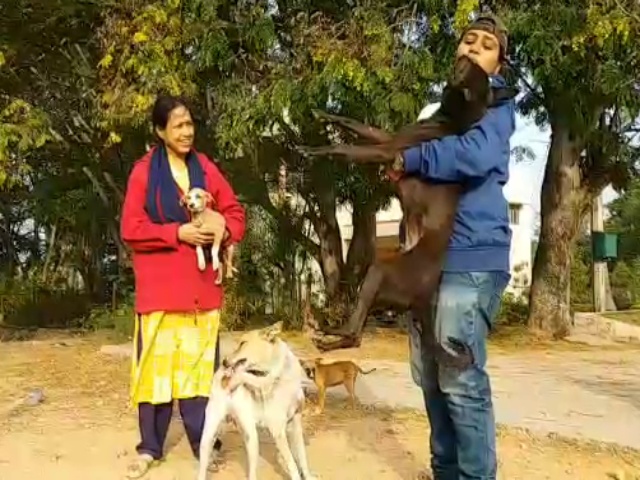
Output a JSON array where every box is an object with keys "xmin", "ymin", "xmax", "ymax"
[{"xmin": 120, "ymin": 149, "xmax": 246, "ymax": 314}]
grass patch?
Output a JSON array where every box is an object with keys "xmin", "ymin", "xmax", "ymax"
[{"xmin": 603, "ymin": 310, "xmax": 640, "ymax": 327}]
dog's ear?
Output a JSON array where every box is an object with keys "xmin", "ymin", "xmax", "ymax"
[
  {"xmin": 261, "ymin": 321, "xmax": 283, "ymax": 342},
  {"xmin": 204, "ymin": 191, "xmax": 213, "ymax": 204},
  {"xmin": 179, "ymin": 195, "xmax": 187, "ymax": 206},
  {"xmin": 492, "ymin": 86, "xmax": 519, "ymax": 103}
]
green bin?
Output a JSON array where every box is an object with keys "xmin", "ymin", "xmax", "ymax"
[{"xmin": 592, "ymin": 232, "xmax": 618, "ymax": 261}]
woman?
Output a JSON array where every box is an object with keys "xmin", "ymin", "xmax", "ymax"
[{"xmin": 120, "ymin": 95, "xmax": 245, "ymax": 478}]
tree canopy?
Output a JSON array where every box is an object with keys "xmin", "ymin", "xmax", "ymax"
[{"xmin": 0, "ymin": 0, "xmax": 639, "ymax": 335}]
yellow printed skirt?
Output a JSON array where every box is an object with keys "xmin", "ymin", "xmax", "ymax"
[{"xmin": 130, "ymin": 310, "xmax": 220, "ymax": 406}]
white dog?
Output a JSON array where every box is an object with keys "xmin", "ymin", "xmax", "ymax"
[
  {"xmin": 197, "ymin": 322, "xmax": 317, "ymax": 480},
  {"xmin": 180, "ymin": 187, "xmax": 227, "ymax": 282}
]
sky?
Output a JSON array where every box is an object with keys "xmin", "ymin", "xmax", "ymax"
[
  {"xmin": 418, "ymin": 103, "xmax": 619, "ymax": 239},
  {"xmin": 508, "ymin": 114, "xmax": 618, "ymax": 219}
]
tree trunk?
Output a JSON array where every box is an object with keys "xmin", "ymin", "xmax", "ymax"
[
  {"xmin": 314, "ymin": 215, "xmax": 344, "ymax": 300},
  {"xmin": 344, "ymin": 201, "xmax": 377, "ymax": 296},
  {"xmin": 41, "ymin": 222, "xmax": 57, "ymax": 283},
  {"xmin": 528, "ymin": 126, "xmax": 590, "ymax": 337}
]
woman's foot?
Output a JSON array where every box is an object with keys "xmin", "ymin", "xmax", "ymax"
[{"xmin": 126, "ymin": 453, "xmax": 156, "ymax": 479}]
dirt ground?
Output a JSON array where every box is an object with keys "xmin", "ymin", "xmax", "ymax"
[{"xmin": 1, "ymin": 332, "xmax": 640, "ymax": 480}]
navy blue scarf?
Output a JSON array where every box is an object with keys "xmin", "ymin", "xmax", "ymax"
[{"xmin": 145, "ymin": 144, "xmax": 206, "ymax": 224}]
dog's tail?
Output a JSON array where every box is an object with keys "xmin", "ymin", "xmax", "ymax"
[{"xmin": 357, "ymin": 365, "xmax": 377, "ymax": 375}]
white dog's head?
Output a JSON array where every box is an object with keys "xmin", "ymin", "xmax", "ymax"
[
  {"xmin": 223, "ymin": 321, "xmax": 284, "ymax": 376},
  {"xmin": 180, "ymin": 187, "xmax": 211, "ymax": 213}
]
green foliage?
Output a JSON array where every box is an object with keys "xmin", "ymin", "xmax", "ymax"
[
  {"xmin": 496, "ymin": 292, "xmax": 529, "ymax": 326},
  {"xmin": 571, "ymin": 236, "xmax": 593, "ymax": 306},
  {"xmin": 0, "ymin": 97, "xmax": 53, "ymax": 187},
  {"xmin": 610, "ymin": 260, "xmax": 635, "ymax": 310},
  {"xmin": 97, "ymin": 0, "xmax": 197, "ymax": 134},
  {"xmin": 1, "ymin": 284, "xmax": 92, "ymax": 328},
  {"xmin": 607, "ymin": 179, "xmax": 640, "ymax": 262},
  {"xmin": 84, "ymin": 302, "xmax": 135, "ymax": 339},
  {"xmin": 1, "ymin": 0, "xmax": 639, "ymax": 333}
]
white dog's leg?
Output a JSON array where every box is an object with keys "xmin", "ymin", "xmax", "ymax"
[
  {"xmin": 211, "ymin": 242, "xmax": 220, "ymax": 272},
  {"xmin": 270, "ymin": 424, "xmax": 302, "ymax": 480},
  {"xmin": 288, "ymin": 412, "xmax": 316, "ymax": 480},
  {"xmin": 233, "ymin": 399, "xmax": 260, "ymax": 480},
  {"xmin": 196, "ymin": 245, "xmax": 206, "ymax": 271},
  {"xmin": 197, "ymin": 398, "xmax": 229, "ymax": 480}
]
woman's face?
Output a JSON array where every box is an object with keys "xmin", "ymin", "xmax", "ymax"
[
  {"xmin": 456, "ymin": 29, "xmax": 501, "ymax": 75},
  {"xmin": 156, "ymin": 105, "xmax": 195, "ymax": 156}
]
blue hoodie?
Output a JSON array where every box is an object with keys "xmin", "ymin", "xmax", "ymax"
[{"xmin": 402, "ymin": 74, "xmax": 516, "ymax": 273}]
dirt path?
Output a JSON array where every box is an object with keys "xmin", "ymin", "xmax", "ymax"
[
  {"xmin": 337, "ymin": 351, "xmax": 640, "ymax": 450},
  {"xmin": 0, "ymin": 333, "xmax": 639, "ymax": 479},
  {"xmin": 105, "ymin": 334, "xmax": 640, "ymax": 449}
]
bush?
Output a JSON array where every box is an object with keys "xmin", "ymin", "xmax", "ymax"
[
  {"xmin": 3, "ymin": 289, "xmax": 92, "ymax": 328},
  {"xmin": 612, "ymin": 288, "xmax": 633, "ymax": 310},
  {"xmin": 84, "ymin": 302, "xmax": 135, "ymax": 339},
  {"xmin": 496, "ymin": 292, "xmax": 529, "ymax": 325},
  {"xmin": 611, "ymin": 261, "xmax": 635, "ymax": 310}
]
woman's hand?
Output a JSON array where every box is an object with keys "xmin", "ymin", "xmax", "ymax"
[{"xmin": 178, "ymin": 223, "xmax": 216, "ymax": 246}]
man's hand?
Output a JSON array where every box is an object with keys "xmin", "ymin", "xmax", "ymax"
[{"xmin": 386, "ymin": 167, "xmax": 404, "ymax": 183}]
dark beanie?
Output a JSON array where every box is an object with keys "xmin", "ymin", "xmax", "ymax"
[{"xmin": 461, "ymin": 14, "xmax": 508, "ymax": 61}]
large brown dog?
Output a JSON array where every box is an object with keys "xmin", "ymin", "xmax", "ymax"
[
  {"xmin": 300, "ymin": 358, "xmax": 376, "ymax": 414},
  {"xmin": 300, "ymin": 56, "xmax": 517, "ymax": 367}
]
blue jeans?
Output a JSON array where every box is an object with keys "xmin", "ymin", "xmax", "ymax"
[{"xmin": 408, "ymin": 271, "xmax": 509, "ymax": 480}]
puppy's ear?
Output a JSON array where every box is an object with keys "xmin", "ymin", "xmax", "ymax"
[
  {"xmin": 261, "ymin": 321, "xmax": 283, "ymax": 342},
  {"xmin": 204, "ymin": 191, "xmax": 213, "ymax": 204},
  {"xmin": 179, "ymin": 195, "xmax": 187, "ymax": 206}
]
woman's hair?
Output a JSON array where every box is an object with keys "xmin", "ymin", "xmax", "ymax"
[{"xmin": 151, "ymin": 94, "xmax": 192, "ymax": 131}]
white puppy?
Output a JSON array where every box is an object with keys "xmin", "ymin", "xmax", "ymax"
[
  {"xmin": 180, "ymin": 187, "xmax": 225, "ymax": 277},
  {"xmin": 197, "ymin": 322, "xmax": 317, "ymax": 480}
]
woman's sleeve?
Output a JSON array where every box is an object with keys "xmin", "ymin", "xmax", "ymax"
[
  {"xmin": 120, "ymin": 162, "xmax": 181, "ymax": 252},
  {"xmin": 206, "ymin": 160, "xmax": 246, "ymax": 244}
]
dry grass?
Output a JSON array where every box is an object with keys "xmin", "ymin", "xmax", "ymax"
[
  {"xmin": 604, "ymin": 310, "xmax": 640, "ymax": 327},
  {"xmin": 0, "ymin": 332, "xmax": 639, "ymax": 479}
]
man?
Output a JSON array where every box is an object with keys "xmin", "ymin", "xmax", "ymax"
[{"xmin": 395, "ymin": 14, "xmax": 515, "ymax": 480}]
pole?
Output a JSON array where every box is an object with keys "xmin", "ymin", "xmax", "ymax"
[{"xmin": 591, "ymin": 194, "xmax": 607, "ymax": 312}]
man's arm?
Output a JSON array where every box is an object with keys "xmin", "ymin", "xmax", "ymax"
[{"xmin": 402, "ymin": 101, "xmax": 515, "ymax": 182}]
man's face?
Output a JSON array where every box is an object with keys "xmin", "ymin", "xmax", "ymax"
[{"xmin": 456, "ymin": 29, "xmax": 501, "ymax": 76}]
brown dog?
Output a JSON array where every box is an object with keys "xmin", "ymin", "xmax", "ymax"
[
  {"xmin": 300, "ymin": 56, "xmax": 517, "ymax": 368},
  {"xmin": 300, "ymin": 358, "xmax": 376, "ymax": 414}
]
